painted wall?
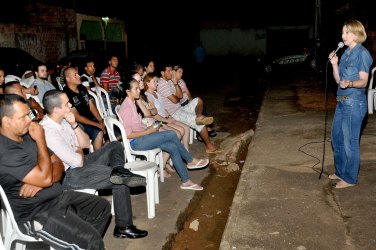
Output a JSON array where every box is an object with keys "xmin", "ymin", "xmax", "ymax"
[{"xmin": 200, "ymin": 28, "xmax": 266, "ymax": 57}]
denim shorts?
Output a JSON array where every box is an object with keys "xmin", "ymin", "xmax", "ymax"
[{"xmin": 80, "ymin": 124, "xmax": 102, "ymax": 142}]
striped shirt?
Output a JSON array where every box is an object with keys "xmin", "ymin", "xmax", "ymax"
[
  {"xmin": 156, "ymin": 78, "xmax": 180, "ymax": 115},
  {"xmin": 100, "ymin": 66, "xmax": 121, "ymax": 90}
]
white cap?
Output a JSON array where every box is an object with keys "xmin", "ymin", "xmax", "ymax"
[
  {"xmin": 4, "ymin": 75, "xmax": 22, "ymax": 83},
  {"xmin": 4, "ymin": 74, "xmax": 29, "ymax": 87}
]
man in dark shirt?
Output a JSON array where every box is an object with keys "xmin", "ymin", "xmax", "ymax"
[
  {"xmin": 63, "ymin": 67, "xmax": 105, "ymax": 151},
  {"xmin": 4, "ymin": 80, "xmax": 44, "ymax": 122},
  {"xmin": 0, "ymin": 94, "xmax": 111, "ymax": 249}
]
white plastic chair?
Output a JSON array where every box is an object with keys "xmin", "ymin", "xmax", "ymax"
[
  {"xmin": 115, "ymin": 104, "xmax": 122, "ymax": 123},
  {"xmin": 367, "ymin": 66, "xmax": 376, "ymax": 114},
  {"xmin": 106, "ymin": 114, "xmax": 165, "ymax": 182},
  {"xmin": 103, "ymin": 116, "xmax": 160, "ymax": 218},
  {"xmin": 95, "ymin": 86, "xmax": 116, "ymax": 118},
  {"xmin": 88, "ymin": 90, "xmax": 106, "ymax": 119},
  {"xmin": 0, "ymin": 185, "xmax": 55, "ymax": 250},
  {"xmin": 189, "ymin": 128, "xmax": 196, "ymax": 144},
  {"xmin": 55, "ymin": 76, "xmax": 64, "ymax": 90}
]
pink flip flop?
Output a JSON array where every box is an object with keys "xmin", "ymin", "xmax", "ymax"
[{"xmin": 187, "ymin": 159, "xmax": 209, "ymax": 170}]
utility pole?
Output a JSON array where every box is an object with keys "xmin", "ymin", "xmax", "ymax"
[
  {"xmin": 102, "ymin": 17, "xmax": 109, "ymax": 51},
  {"xmin": 315, "ymin": 0, "xmax": 321, "ymax": 40}
]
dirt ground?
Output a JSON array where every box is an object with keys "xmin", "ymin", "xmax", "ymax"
[{"xmin": 166, "ymin": 70, "xmax": 337, "ymax": 250}]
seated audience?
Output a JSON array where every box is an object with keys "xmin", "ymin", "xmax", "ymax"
[
  {"xmin": 172, "ymin": 65, "xmax": 217, "ymax": 138},
  {"xmin": 40, "ymin": 89, "xmax": 148, "ymax": 239},
  {"xmin": 100, "ymin": 55, "xmax": 123, "ymax": 112},
  {"xmin": 0, "ymin": 67, "xmax": 4, "ymax": 94},
  {"xmin": 0, "ymin": 94, "xmax": 111, "ymax": 249},
  {"xmin": 63, "ymin": 67, "xmax": 105, "ymax": 150},
  {"xmin": 4, "ymin": 81, "xmax": 44, "ymax": 122},
  {"xmin": 157, "ymin": 63, "xmax": 222, "ymax": 154},
  {"xmin": 131, "ymin": 62, "xmax": 145, "ymax": 88},
  {"xmin": 119, "ymin": 78, "xmax": 209, "ymax": 190},
  {"xmin": 58, "ymin": 56, "xmax": 71, "ymax": 88},
  {"xmin": 143, "ymin": 72, "xmax": 190, "ymax": 151},
  {"xmin": 142, "ymin": 59, "xmax": 155, "ymax": 79},
  {"xmin": 30, "ymin": 61, "xmax": 56, "ymax": 102},
  {"xmin": 21, "ymin": 70, "xmax": 35, "ymax": 88},
  {"xmin": 81, "ymin": 57, "xmax": 102, "ymax": 91}
]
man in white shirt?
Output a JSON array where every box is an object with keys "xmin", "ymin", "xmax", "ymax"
[
  {"xmin": 40, "ymin": 89, "xmax": 148, "ymax": 239},
  {"xmin": 30, "ymin": 62, "xmax": 56, "ymax": 102}
]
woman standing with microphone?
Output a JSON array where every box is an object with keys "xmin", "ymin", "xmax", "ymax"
[{"xmin": 328, "ymin": 19, "xmax": 373, "ymax": 188}]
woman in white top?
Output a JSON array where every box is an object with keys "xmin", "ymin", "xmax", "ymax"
[{"xmin": 143, "ymin": 72, "xmax": 190, "ymax": 151}]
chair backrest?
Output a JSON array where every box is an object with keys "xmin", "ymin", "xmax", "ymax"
[
  {"xmin": 95, "ymin": 86, "xmax": 115, "ymax": 117},
  {"xmin": 104, "ymin": 116, "xmax": 135, "ymax": 162},
  {"xmin": 55, "ymin": 77, "xmax": 64, "ymax": 90},
  {"xmin": 0, "ymin": 185, "xmax": 51, "ymax": 249},
  {"xmin": 114, "ymin": 105, "xmax": 122, "ymax": 123},
  {"xmin": 368, "ymin": 66, "xmax": 376, "ymax": 89},
  {"xmin": 88, "ymin": 90, "xmax": 106, "ymax": 119}
]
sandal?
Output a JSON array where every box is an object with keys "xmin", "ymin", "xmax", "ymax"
[
  {"xmin": 206, "ymin": 148, "xmax": 223, "ymax": 154},
  {"xmin": 187, "ymin": 159, "xmax": 209, "ymax": 170},
  {"xmin": 180, "ymin": 183, "xmax": 203, "ymax": 190}
]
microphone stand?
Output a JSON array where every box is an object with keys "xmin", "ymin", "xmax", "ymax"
[{"xmin": 319, "ymin": 60, "xmax": 331, "ymax": 179}]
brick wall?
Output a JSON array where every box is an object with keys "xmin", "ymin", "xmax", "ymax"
[{"xmin": 0, "ymin": 2, "xmax": 77, "ymax": 64}]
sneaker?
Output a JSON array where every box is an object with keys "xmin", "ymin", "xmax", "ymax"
[{"xmin": 110, "ymin": 168, "xmax": 146, "ymax": 187}]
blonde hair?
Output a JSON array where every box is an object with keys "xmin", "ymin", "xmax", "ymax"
[{"xmin": 344, "ymin": 20, "xmax": 367, "ymax": 43}]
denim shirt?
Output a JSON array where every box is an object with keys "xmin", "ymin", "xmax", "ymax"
[{"xmin": 337, "ymin": 43, "xmax": 373, "ymax": 99}]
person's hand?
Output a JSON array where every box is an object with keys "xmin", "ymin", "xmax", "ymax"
[
  {"xmin": 166, "ymin": 117, "xmax": 174, "ymax": 123},
  {"xmin": 146, "ymin": 124, "xmax": 159, "ymax": 133},
  {"xmin": 96, "ymin": 121, "xmax": 106, "ymax": 132},
  {"xmin": 28, "ymin": 122, "xmax": 45, "ymax": 142},
  {"xmin": 64, "ymin": 111, "xmax": 76, "ymax": 126},
  {"xmin": 328, "ymin": 52, "xmax": 338, "ymax": 64},
  {"xmin": 339, "ymin": 80, "xmax": 352, "ymax": 89},
  {"xmin": 24, "ymin": 87, "xmax": 38, "ymax": 96},
  {"xmin": 171, "ymin": 71, "xmax": 178, "ymax": 84},
  {"xmin": 19, "ymin": 183, "xmax": 43, "ymax": 198}
]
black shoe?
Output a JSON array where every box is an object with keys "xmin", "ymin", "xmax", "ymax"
[
  {"xmin": 208, "ymin": 130, "xmax": 217, "ymax": 137},
  {"xmin": 113, "ymin": 225, "xmax": 148, "ymax": 239},
  {"xmin": 110, "ymin": 168, "xmax": 146, "ymax": 187}
]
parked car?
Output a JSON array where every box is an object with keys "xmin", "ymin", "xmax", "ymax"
[
  {"xmin": 0, "ymin": 47, "xmax": 41, "ymax": 77},
  {"xmin": 260, "ymin": 47, "xmax": 319, "ymax": 74}
]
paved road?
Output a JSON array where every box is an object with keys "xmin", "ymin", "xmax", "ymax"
[{"xmin": 221, "ymin": 75, "xmax": 376, "ymax": 250}]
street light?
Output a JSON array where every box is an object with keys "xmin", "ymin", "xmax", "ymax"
[{"xmin": 102, "ymin": 17, "xmax": 110, "ymax": 51}]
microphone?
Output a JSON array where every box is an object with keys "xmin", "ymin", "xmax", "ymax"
[{"xmin": 329, "ymin": 42, "xmax": 344, "ymax": 60}]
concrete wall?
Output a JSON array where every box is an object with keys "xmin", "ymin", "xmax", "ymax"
[{"xmin": 200, "ymin": 28, "xmax": 266, "ymax": 57}]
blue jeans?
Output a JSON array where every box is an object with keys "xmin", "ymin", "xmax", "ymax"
[
  {"xmin": 62, "ymin": 141, "xmax": 133, "ymax": 227},
  {"xmin": 132, "ymin": 130, "xmax": 193, "ymax": 182},
  {"xmin": 331, "ymin": 98, "xmax": 367, "ymax": 184}
]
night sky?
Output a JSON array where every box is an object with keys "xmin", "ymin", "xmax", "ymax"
[{"xmin": 3, "ymin": 0, "xmax": 376, "ymax": 62}]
